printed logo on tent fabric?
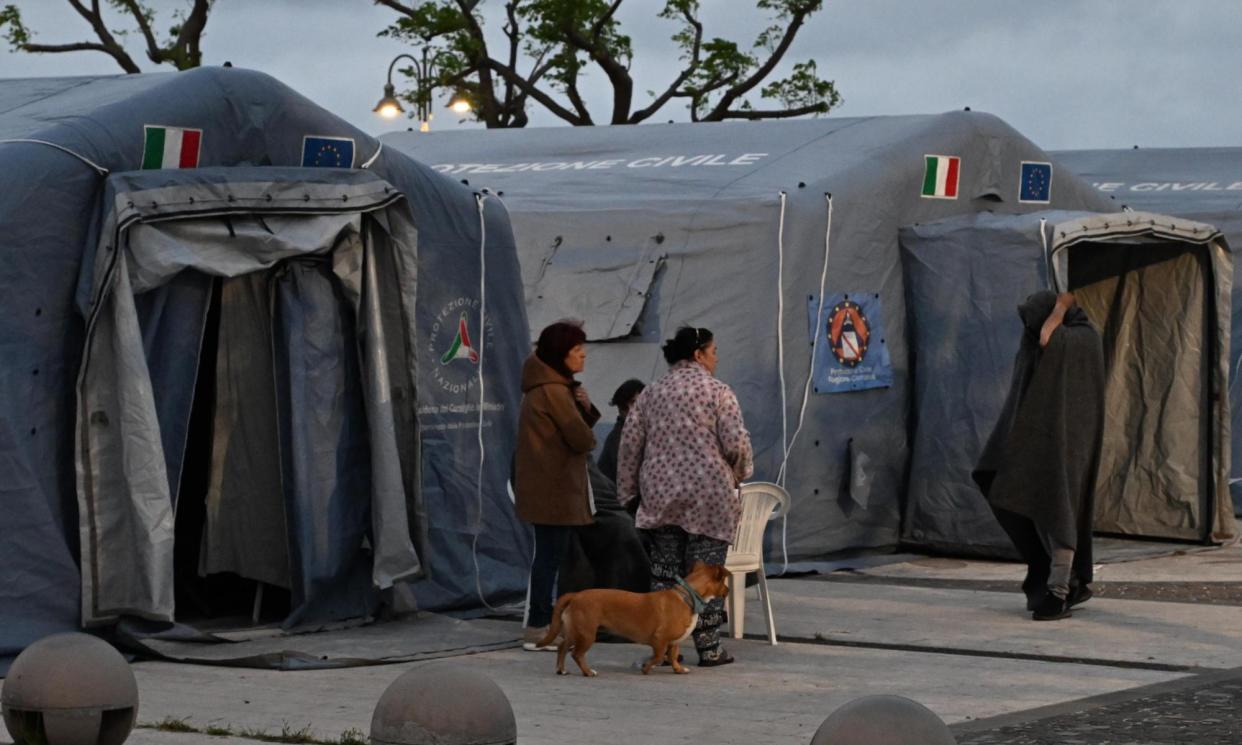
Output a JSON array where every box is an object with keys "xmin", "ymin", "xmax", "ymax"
[
  {"xmin": 440, "ymin": 311, "xmax": 481, "ymax": 364},
  {"xmin": 141, "ymin": 125, "xmax": 202, "ymax": 169},
  {"xmin": 429, "ymin": 297, "xmax": 495, "ymax": 395},
  {"xmin": 921, "ymin": 154, "xmax": 960, "ymax": 199},
  {"xmin": 301, "ymin": 135, "xmax": 356, "ymax": 168},
  {"xmin": 828, "ymin": 300, "xmax": 870, "ymax": 367},
  {"xmin": 808, "ymin": 293, "xmax": 893, "ymax": 394},
  {"xmin": 1019, "ymin": 161, "xmax": 1053, "ymax": 203}
]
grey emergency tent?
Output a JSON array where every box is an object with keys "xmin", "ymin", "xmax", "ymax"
[
  {"xmin": 1056, "ymin": 147, "xmax": 1242, "ymax": 514},
  {"xmin": 382, "ymin": 112, "xmax": 1115, "ymax": 564},
  {"xmin": 0, "ymin": 68, "xmax": 531, "ymax": 670},
  {"xmin": 901, "ymin": 210, "xmax": 1235, "ymax": 553}
]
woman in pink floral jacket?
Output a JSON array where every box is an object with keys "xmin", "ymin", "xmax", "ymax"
[{"xmin": 617, "ymin": 326, "xmax": 753, "ymax": 666}]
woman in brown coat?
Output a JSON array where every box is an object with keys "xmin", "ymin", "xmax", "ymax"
[{"xmin": 513, "ymin": 320, "xmax": 599, "ymax": 650}]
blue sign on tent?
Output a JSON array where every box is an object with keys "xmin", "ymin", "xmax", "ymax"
[
  {"xmin": 1019, "ymin": 161, "xmax": 1052, "ymax": 203},
  {"xmin": 302, "ymin": 135, "xmax": 355, "ymax": 168},
  {"xmin": 807, "ymin": 292, "xmax": 893, "ymax": 393}
]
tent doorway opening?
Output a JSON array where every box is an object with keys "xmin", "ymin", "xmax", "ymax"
[
  {"xmin": 1067, "ymin": 240, "xmax": 1217, "ymax": 542},
  {"xmin": 164, "ymin": 254, "xmax": 380, "ymax": 630},
  {"xmin": 171, "ymin": 274, "xmax": 293, "ymax": 628},
  {"xmin": 78, "ymin": 183, "xmax": 425, "ymax": 629}
]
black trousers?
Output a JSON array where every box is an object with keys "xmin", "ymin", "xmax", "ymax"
[{"xmin": 525, "ymin": 523, "xmax": 572, "ymax": 628}]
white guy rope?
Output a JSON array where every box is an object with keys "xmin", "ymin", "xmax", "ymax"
[
  {"xmin": 1039, "ymin": 217, "xmax": 1054, "ymax": 290},
  {"xmin": 471, "ymin": 192, "xmax": 500, "ymax": 612},
  {"xmin": 775, "ymin": 194, "xmax": 833, "ymax": 575},
  {"xmin": 779, "ymin": 193, "xmax": 834, "ymax": 484},
  {"xmin": 0, "ymin": 139, "xmax": 109, "ymax": 175},
  {"xmin": 360, "ymin": 142, "xmax": 383, "ymax": 169},
  {"xmin": 776, "ymin": 191, "xmax": 789, "ymax": 486}
]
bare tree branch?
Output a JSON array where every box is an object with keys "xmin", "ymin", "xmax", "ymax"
[
  {"xmin": 703, "ymin": 2, "xmax": 814, "ymax": 121},
  {"xmin": 627, "ymin": 5, "xmax": 700, "ymax": 123},
  {"xmin": 175, "ymin": 0, "xmax": 212, "ymax": 68},
  {"xmin": 372, "ymin": 0, "xmax": 417, "ymax": 15},
  {"xmin": 22, "ymin": 40, "xmax": 113, "ymax": 54},
  {"xmin": 589, "ymin": 0, "xmax": 623, "ymax": 44},
  {"xmin": 502, "ymin": 0, "xmax": 522, "ymax": 117},
  {"xmin": 563, "ymin": 66, "xmax": 594, "ymax": 124},
  {"xmin": 6, "ymin": 0, "xmax": 212, "ymax": 72},
  {"xmin": 450, "ymin": 0, "xmax": 503, "ymax": 127},
  {"xmin": 65, "ymin": 0, "xmax": 96, "ymax": 24},
  {"xmin": 66, "ymin": 0, "xmax": 142, "ymax": 71},
  {"xmin": 560, "ymin": 23, "xmax": 631, "ymax": 123},
  {"xmin": 483, "ymin": 57, "xmax": 586, "ymax": 124},
  {"xmin": 114, "ymin": 0, "xmax": 161, "ymax": 60}
]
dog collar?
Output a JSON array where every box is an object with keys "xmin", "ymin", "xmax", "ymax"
[{"xmin": 674, "ymin": 576, "xmax": 708, "ymax": 615}]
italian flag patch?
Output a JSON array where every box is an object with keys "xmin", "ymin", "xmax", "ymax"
[
  {"xmin": 921, "ymin": 154, "xmax": 960, "ymax": 199},
  {"xmin": 141, "ymin": 125, "xmax": 202, "ymax": 169}
]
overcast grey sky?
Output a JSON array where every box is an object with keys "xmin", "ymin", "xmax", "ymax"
[{"xmin": 1, "ymin": 0, "xmax": 1239, "ymax": 150}]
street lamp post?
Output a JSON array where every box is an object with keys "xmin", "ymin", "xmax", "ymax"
[{"xmin": 373, "ymin": 48, "xmax": 470, "ymax": 131}]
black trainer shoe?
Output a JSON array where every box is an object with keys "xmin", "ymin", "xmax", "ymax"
[{"xmin": 1032, "ymin": 594, "xmax": 1071, "ymax": 621}]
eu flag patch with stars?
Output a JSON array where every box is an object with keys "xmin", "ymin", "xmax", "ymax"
[
  {"xmin": 302, "ymin": 136, "xmax": 355, "ymax": 168},
  {"xmin": 1019, "ymin": 161, "xmax": 1052, "ymax": 203}
]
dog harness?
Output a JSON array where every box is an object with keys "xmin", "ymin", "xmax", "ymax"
[{"xmin": 673, "ymin": 576, "xmax": 708, "ymax": 615}]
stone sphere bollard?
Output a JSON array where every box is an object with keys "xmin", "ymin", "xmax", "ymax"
[
  {"xmin": 1, "ymin": 633, "xmax": 138, "ymax": 745},
  {"xmin": 370, "ymin": 665, "xmax": 515, "ymax": 745},
  {"xmin": 810, "ymin": 695, "xmax": 956, "ymax": 745}
]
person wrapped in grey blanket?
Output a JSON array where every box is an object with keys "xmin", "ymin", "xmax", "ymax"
[{"xmin": 973, "ymin": 290, "xmax": 1105, "ymax": 621}]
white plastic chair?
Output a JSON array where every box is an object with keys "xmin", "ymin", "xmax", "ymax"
[{"xmin": 724, "ymin": 481, "xmax": 791, "ymax": 645}]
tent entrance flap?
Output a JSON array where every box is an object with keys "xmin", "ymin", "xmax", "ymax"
[
  {"xmin": 173, "ymin": 272, "xmax": 294, "ymax": 623},
  {"xmin": 525, "ymin": 235, "xmax": 666, "ymax": 342},
  {"xmin": 198, "ymin": 273, "xmax": 290, "ymax": 593},
  {"xmin": 76, "ymin": 173, "xmax": 423, "ymax": 626},
  {"xmin": 1069, "ymin": 242, "xmax": 1214, "ymax": 541}
]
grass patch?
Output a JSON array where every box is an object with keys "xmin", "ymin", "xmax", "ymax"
[
  {"xmin": 275, "ymin": 723, "xmax": 316, "ymax": 744},
  {"xmin": 238, "ymin": 726, "xmax": 272, "ymax": 740},
  {"xmin": 139, "ymin": 717, "xmax": 368, "ymax": 745},
  {"xmin": 239, "ymin": 722, "xmax": 316, "ymax": 744},
  {"xmin": 151, "ymin": 717, "xmax": 196, "ymax": 733},
  {"xmin": 336, "ymin": 728, "xmax": 369, "ymax": 745}
]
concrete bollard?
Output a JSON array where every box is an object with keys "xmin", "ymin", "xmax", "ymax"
[
  {"xmin": 810, "ymin": 694, "xmax": 956, "ymax": 745},
  {"xmin": 1, "ymin": 633, "xmax": 138, "ymax": 745},
  {"xmin": 370, "ymin": 665, "xmax": 515, "ymax": 745}
]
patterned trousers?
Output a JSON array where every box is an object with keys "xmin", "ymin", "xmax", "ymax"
[{"xmin": 640, "ymin": 525, "xmax": 729, "ymax": 662}]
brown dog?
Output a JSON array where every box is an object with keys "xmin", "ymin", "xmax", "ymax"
[{"xmin": 535, "ymin": 561, "xmax": 731, "ymax": 676}]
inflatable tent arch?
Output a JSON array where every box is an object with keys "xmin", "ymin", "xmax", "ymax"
[
  {"xmin": 0, "ymin": 67, "xmax": 531, "ymax": 670},
  {"xmin": 381, "ymin": 112, "xmax": 1115, "ymax": 564}
]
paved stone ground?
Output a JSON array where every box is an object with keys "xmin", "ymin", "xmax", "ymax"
[
  {"xmin": 816, "ymin": 572, "xmax": 1242, "ymax": 606},
  {"xmin": 6, "ymin": 547, "xmax": 1241, "ymax": 745},
  {"xmin": 953, "ymin": 668, "xmax": 1242, "ymax": 744}
]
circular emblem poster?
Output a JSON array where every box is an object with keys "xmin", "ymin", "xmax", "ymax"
[{"xmin": 828, "ymin": 300, "xmax": 869, "ymax": 368}]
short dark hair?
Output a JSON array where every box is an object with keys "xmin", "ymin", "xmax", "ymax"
[
  {"xmin": 535, "ymin": 320, "xmax": 587, "ymax": 378},
  {"xmin": 662, "ymin": 326, "xmax": 713, "ymax": 365},
  {"xmin": 609, "ymin": 378, "xmax": 646, "ymax": 408}
]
